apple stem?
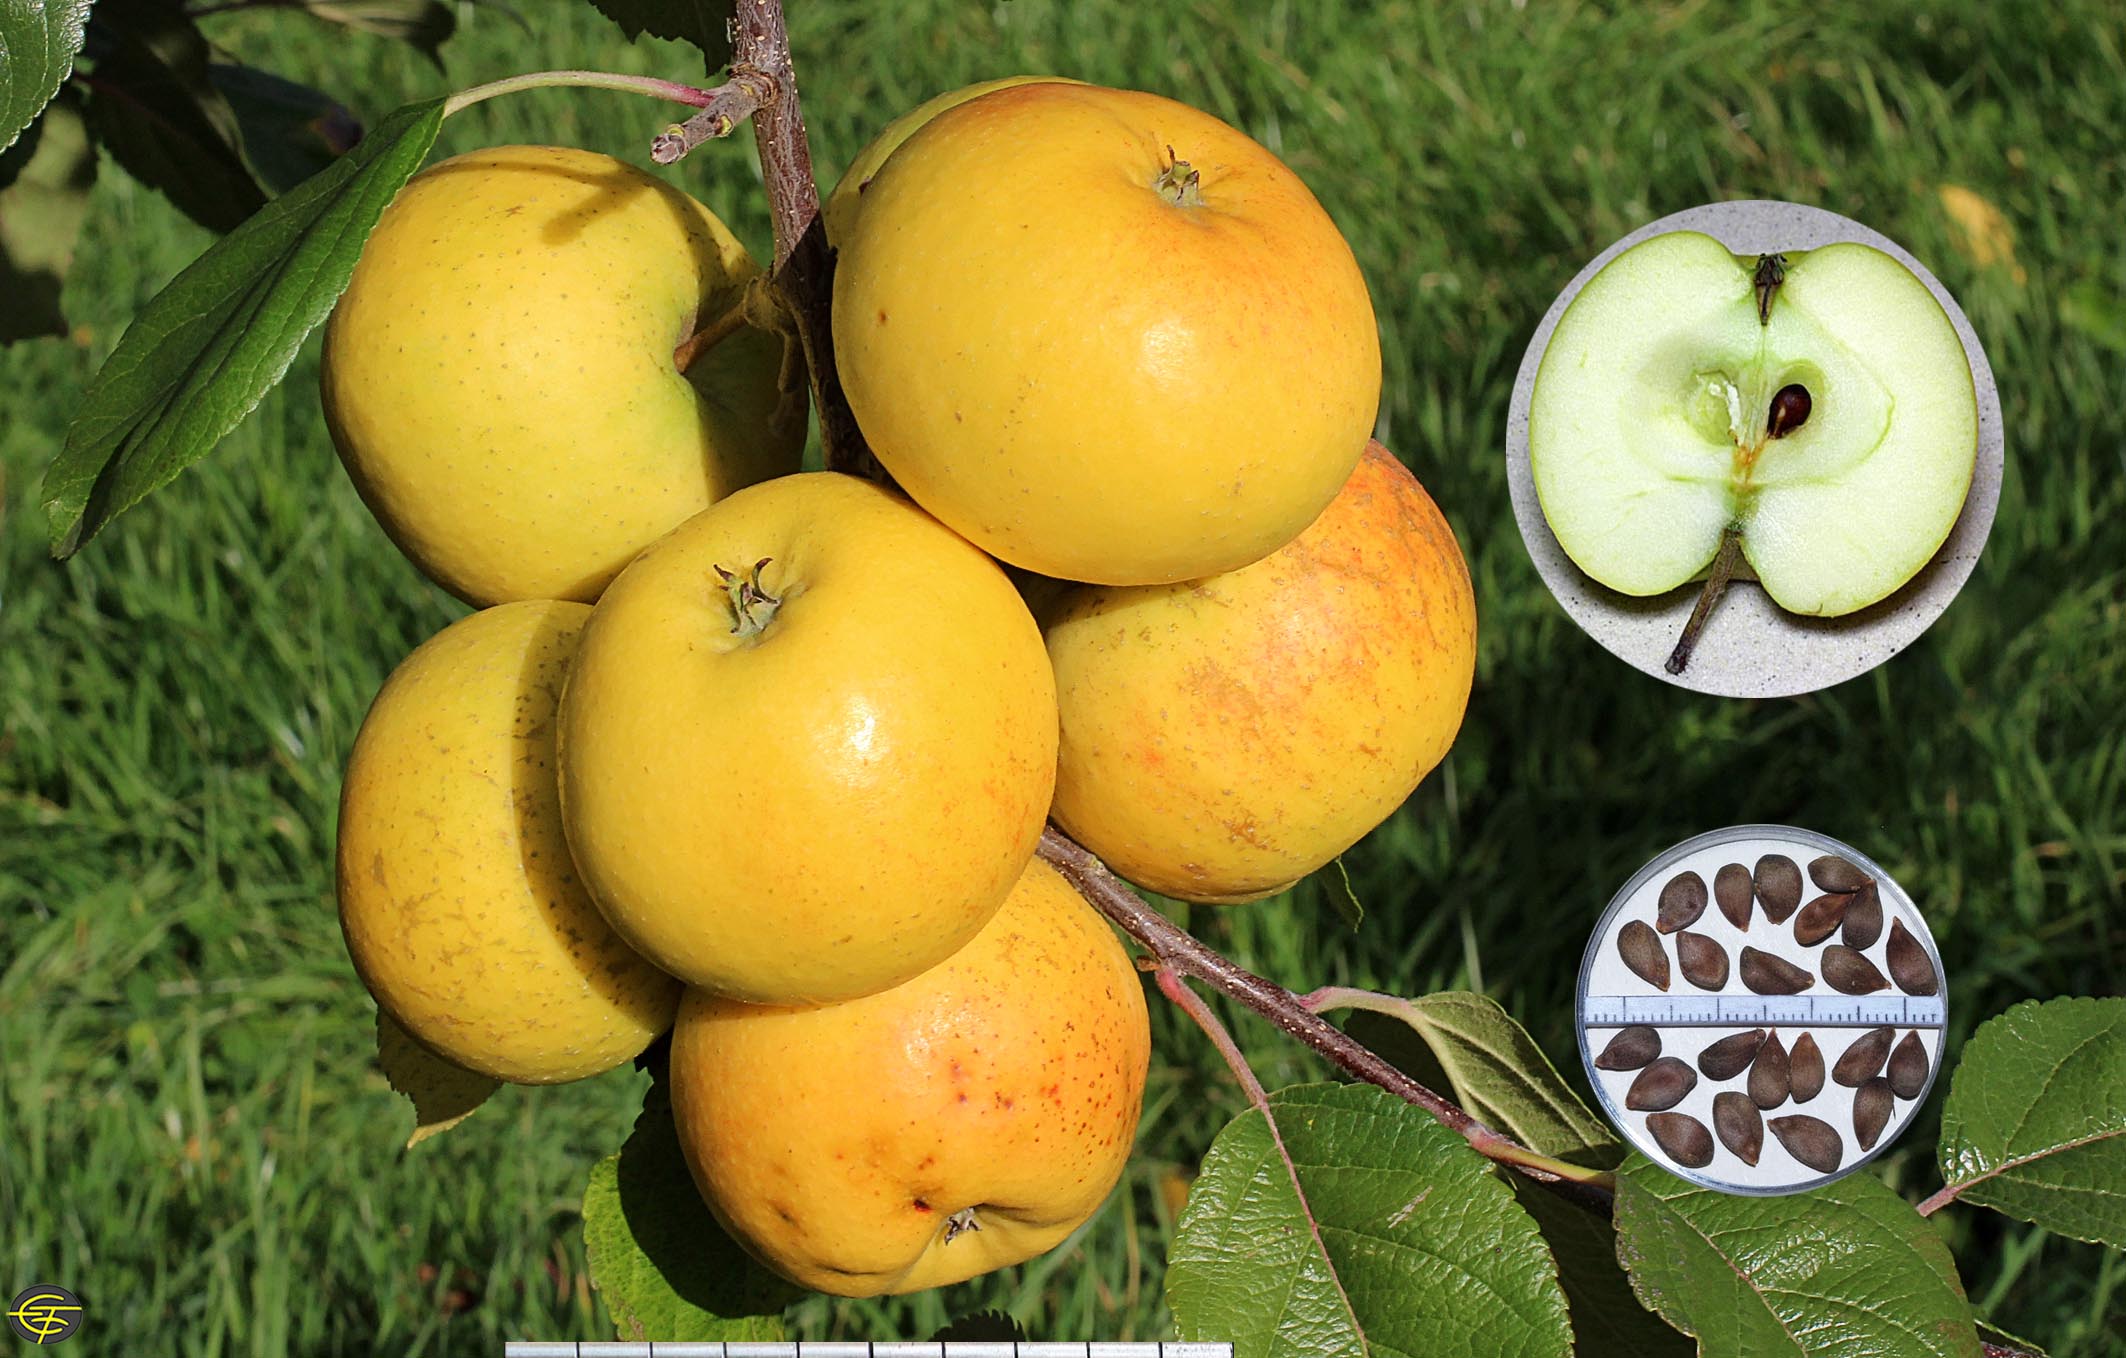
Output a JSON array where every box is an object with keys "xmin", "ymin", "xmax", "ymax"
[
  {"xmin": 1040, "ymin": 828, "xmax": 1618, "ymax": 1212},
  {"xmin": 673, "ymin": 302, "xmax": 749, "ymax": 376},
  {"xmin": 653, "ymin": 0, "xmax": 878, "ymax": 479},
  {"xmin": 1665, "ymin": 528, "xmax": 1743, "ymax": 675},
  {"xmin": 440, "ymin": 70, "xmax": 723, "ymax": 119}
]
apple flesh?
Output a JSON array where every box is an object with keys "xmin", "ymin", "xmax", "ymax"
[{"xmin": 1529, "ymin": 231, "xmax": 1977, "ymax": 664}]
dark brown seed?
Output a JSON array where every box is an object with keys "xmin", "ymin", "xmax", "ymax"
[
  {"xmin": 1713, "ymin": 1091, "xmax": 1764, "ymax": 1165},
  {"xmin": 1749, "ymin": 1030, "xmax": 1791, "ymax": 1109},
  {"xmin": 1888, "ymin": 1031, "xmax": 1929, "ymax": 1100},
  {"xmin": 1619, "ymin": 920, "xmax": 1670, "ymax": 991},
  {"xmin": 1756, "ymin": 854, "xmax": 1803, "ymax": 923},
  {"xmin": 1676, "ymin": 930, "xmax": 1730, "ymax": 991},
  {"xmin": 1767, "ymin": 383, "xmax": 1812, "ymax": 439},
  {"xmin": 1594, "ymin": 1025, "xmax": 1662, "ymax": 1071},
  {"xmin": 1822, "ymin": 945, "xmax": 1889, "ymax": 995},
  {"xmin": 1833, "ymin": 1027, "xmax": 1895, "ymax": 1087},
  {"xmin": 1887, "ymin": 919, "xmax": 1938, "ymax": 996},
  {"xmin": 1646, "ymin": 1111, "xmax": 1715, "ymax": 1168},
  {"xmin": 1809, "ymin": 854, "xmax": 1871, "ymax": 894},
  {"xmin": 1769, "ymin": 1114, "xmax": 1844, "ymax": 1173},
  {"xmin": 1715, "ymin": 862, "xmax": 1754, "ymax": 930},
  {"xmin": 1789, "ymin": 1033, "xmax": 1826, "ymax": 1103},
  {"xmin": 1841, "ymin": 882, "xmax": 1883, "ymax": 949},
  {"xmin": 1657, "ymin": 871, "xmax": 1709, "ymax": 933},
  {"xmin": 1854, "ymin": 1077, "xmax": 1894, "ymax": 1151},
  {"xmin": 1698, "ymin": 1028, "xmax": 1768, "ymax": 1080},
  {"xmin": 1739, "ymin": 946, "xmax": 1814, "ymax": 994},
  {"xmin": 1626, "ymin": 1057, "xmax": 1699, "ymax": 1111},
  {"xmin": 1793, "ymin": 892, "xmax": 1851, "ymax": 946}
]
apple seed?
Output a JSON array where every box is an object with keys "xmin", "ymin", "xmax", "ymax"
[{"xmin": 1766, "ymin": 383, "xmax": 1812, "ymax": 439}]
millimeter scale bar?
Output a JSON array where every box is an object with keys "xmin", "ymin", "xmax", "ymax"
[
  {"xmin": 1580, "ymin": 993, "xmax": 1947, "ymax": 1029},
  {"xmin": 505, "ymin": 1345, "xmax": 1233, "ymax": 1357}
]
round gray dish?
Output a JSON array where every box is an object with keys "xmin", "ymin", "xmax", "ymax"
[{"xmin": 1504, "ymin": 200, "xmax": 2003, "ymax": 699}]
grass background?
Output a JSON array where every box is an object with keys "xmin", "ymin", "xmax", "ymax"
[{"xmin": 3, "ymin": 0, "xmax": 2122, "ymax": 1352}]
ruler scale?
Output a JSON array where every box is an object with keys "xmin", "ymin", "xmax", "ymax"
[
  {"xmin": 505, "ymin": 1345, "xmax": 1233, "ymax": 1357},
  {"xmin": 1582, "ymin": 993, "xmax": 1947, "ymax": 1029}
]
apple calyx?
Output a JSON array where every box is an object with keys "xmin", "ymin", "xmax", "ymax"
[
  {"xmin": 715, "ymin": 558, "xmax": 782, "ymax": 638},
  {"xmin": 1753, "ymin": 252, "xmax": 1787, "ymax": 325},
  {"xmin": 1154, "ymin": 148, "xmax": 1204, "ymax": 207},
  {"xmin": 942, "ymin": 1207, "xmax": 982, "ymax": 1244}
]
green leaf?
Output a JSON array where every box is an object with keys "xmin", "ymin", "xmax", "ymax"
[
  {"xmin": 209, "ymin": 63, "xmax": 361, "ymax": 195},
  {"xmin": 584, "ymin": 0, "xmax": 733, "ymax": 73},
  {"xmin": 582, "ymin": 1079, "xmax": 795, "ymax": 1341},
  {"xmin": 1320, "ymin": 857, "xmax": 1364, "ymax": 930},
  {"xmin": 0, "ymin": 92, "xmax": 95, "ymax": 342},
  {"xmin": 1935, "ymin": 996, "xmax": 2126, "ymax": 1247},
  {"xmin": 933, "ymin": 1312, "xmax": 1027, "ymax": 1341},
  {"xmin": 375, "ymin": 1011, "xmax": 496, "ymax": 1147},
  {"xmin": 1508, "ymin": 1179, "xmax": 1693, "ymax": 1358},
  {"xmin": 1340, "ymin": 990, "xmax": 1616, "ymax": 1163},
  {"xmin": 81, "ymin": 0, "xmax": 268, "ymax": 232},
  {"xmin": 1614, "ymin": 1154, "xmax": 1983, "ymax": 1358},
  {"xmin": 1167, "ymin": 1081, "xmax": 1572, "ymax": 1358},
  {"xmin": 1975, "ymin": 1318, "xmax": 2048, "ymax": 1358},
  {"xmin": 43, "ymin": 96, "xmax": 444, "ymax": 558},
  {"xmin": 295, "ymin": 0, "xmax": 455, "ymax": 62},
  {"xmin": 0, "ymin": 0, "xmax": 92, "ymax": 153},
  {"xmin": 1335, "ymin": 992, "xmax": 1683, "ymax": 1352}
]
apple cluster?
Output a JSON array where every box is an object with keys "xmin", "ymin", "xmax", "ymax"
[{"xmin": 329, "ymin": 80, "xmax": 1476, "ymax": 1298}]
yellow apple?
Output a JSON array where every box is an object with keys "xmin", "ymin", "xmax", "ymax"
[
  {"xmin": 823, "ymin": 76, "xmax": 1083, "ymax": 245},
  {"xmin": 337, "ymin": 600, "xmax": 680, "ymax": 1083},
  {"xmin": 1044, "ymin": 442, "xmax": 1476, "ymax": 902},
  {"xmin": 668, "ymin": 856, "xmax": 1150, "ymax": 1296},
  {"xmin": 833, "ymin": 81, "xmax": 1380, "ymax": 585},
  {"xmin": 321, "ymin": 145, "xmax": 805, "ymax": 606},
  {"xmin": 557, "ymin": 472, "xmax": 1058, "ymax": 1004}
]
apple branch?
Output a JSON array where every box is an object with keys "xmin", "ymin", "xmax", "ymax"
[
  {"xmin": 655, "ymin": 0, "xmax": 875, "ymax": 478},
  {"xmin": 1039, "ymin": 829, "xmax": 1616, "ymax": 1212}
]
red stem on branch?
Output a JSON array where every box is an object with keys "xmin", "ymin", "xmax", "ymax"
[{"xmin": 1039, "ymin": 830, "xmax": 1616, "ymax": 1213}]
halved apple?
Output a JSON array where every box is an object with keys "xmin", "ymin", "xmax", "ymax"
[{"xmin": 1529, "ymin": 230, "xmax": 1978, "ymax": 671}]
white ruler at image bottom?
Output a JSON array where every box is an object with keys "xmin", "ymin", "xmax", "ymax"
[
  {"xmin": 1581, "ymin": 994, "xmax": 1948, "ymax": 1028},
  {"xmin": 505, "ymin": 1345, "xmax": 1233, "ymax": 1357}
]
